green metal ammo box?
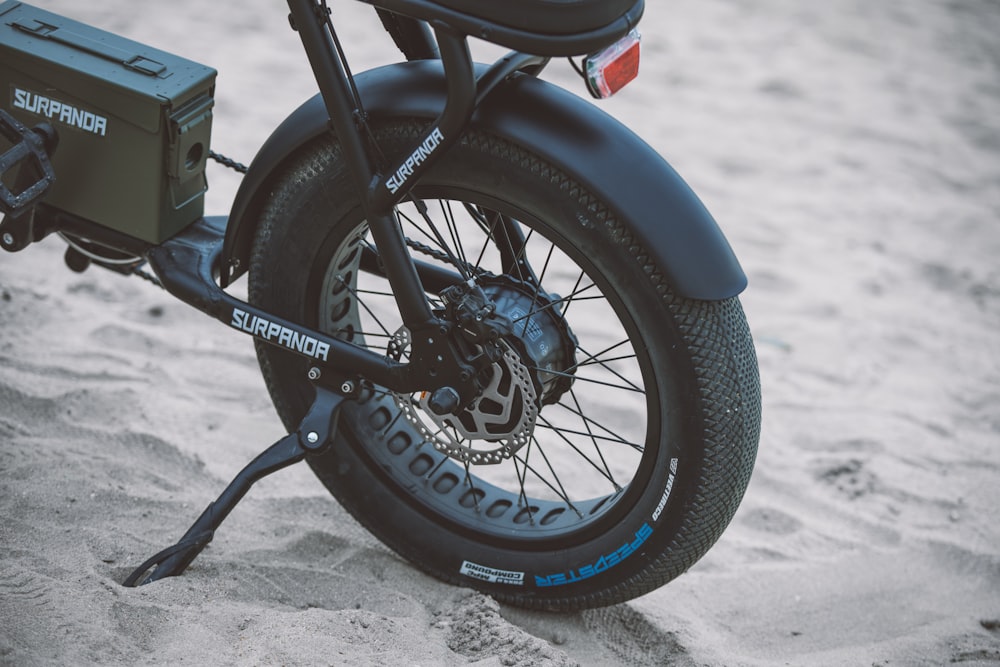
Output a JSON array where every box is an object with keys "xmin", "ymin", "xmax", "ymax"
[{"xmin": 0, "ymin": 1, "xmax": 216, "ymax": 243}]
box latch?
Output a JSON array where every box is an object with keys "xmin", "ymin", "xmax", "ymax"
[
  {"xmin": 12, "ymin": 18, "xmax": 167, "ymax": 77},
  {"xmin": 166, "ymin": 92, "xmax": 213, "ymax": 209}
]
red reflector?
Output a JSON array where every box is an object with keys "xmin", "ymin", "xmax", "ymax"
[{"xmin": 584, "ymin": 29, "xmax": 641, "ymax": 99}]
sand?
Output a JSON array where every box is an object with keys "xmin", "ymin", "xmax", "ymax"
[{"xmin": 2, "ymin": 0, "xmax": 999, "ymax": 665}]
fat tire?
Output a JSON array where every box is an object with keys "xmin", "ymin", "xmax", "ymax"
[{"xmin": 248, "ymin": 120, "xmax": 760, "ymax": 610}]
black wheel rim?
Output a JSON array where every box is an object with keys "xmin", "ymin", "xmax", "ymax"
[{"xmin": 312, "ymin": 190, "xmax": 663, "ymax": 548}]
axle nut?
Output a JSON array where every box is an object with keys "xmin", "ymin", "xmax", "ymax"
[{"xmin": 427, "ymin": 387, "xmax": 460, "ymax": 416}]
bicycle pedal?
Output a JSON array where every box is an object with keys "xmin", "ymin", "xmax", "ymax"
[{"xmin": 0, "ymin": 109, "xmax": 57, "ymax": 216}]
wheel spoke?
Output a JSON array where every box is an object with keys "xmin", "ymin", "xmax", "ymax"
[
  {"xmin": 533, "ymin": 421, "xmax": 643, "ymax": 454},
  {"xmin": 529, "ymin": 366, "xmax": 644, "ymax": 394},
  {"xmin": 323, "ymin": 192, "xmax": 648, "ymax": 533},
  {"xmin": 467, "ymin": 207, "xmax": 497, "ymax": 274},
  {"xmin": 549, "ymin": 397, "xmax": 645, "ymax": 453},
  {"xmin": 514, "ymin": 437, "xmax": 584, "ymax": 518},
  {"xmin": 534, "ymin": 412, "xmax": 623, "ymax": 490},
  {"xmin": 508, "ymin": 282, "xmax": 600, "ymax": 326},
  {"xmin": 472, "ymin": 208, "xmax": 537, "ymax": 283},
  {"xmin": 462, "ymin": 458, "xmax": 483, "ymax": 512},
  {"xmin": 439, "ymin": 199, "xmax": 471, "ymax": 272},
  {"xmin": 564, "ymin": 340, "xmax": 644, "ymax": 394},
  {"xmin": 512, "ymin": 442, "xmax": 535, "ymax": 522},
  {"xmin": 354, "ymin": 288, "xmax": 395, "ymax": 298},
  {"xmin": 575, "ymin": 353, "xmax": 637, "ymax": 366},
  {"xmin": 559, "ymin": 270, "xmax": 587, "ymax": 320},
  {"xmin": 332, "ymin": 274, "xmax": 397, "ymax": 341}
]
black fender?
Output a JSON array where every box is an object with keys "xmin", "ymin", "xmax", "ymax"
[{"xmin": 221, "ymin": 60, "xmax": 746, "ymax": 299}]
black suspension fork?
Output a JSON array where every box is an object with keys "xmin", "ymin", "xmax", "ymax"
[{"xmin": 286, "ymin": 0, "xmax": 475, "ymax": 329}]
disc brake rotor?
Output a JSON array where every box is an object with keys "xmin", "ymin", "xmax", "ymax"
[{"xmin": 389, "ymin": 329, "xmax": 538, "ymax": 465}]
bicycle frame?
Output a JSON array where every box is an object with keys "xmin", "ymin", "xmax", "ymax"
[{"xmin": 145, "ymin": 1, "xmax": 549, "ymax": 401}]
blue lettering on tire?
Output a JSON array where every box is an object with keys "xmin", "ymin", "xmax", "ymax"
[{"xmin": 534, "ymin": 523, "xmax": 653, "ymax": 587}]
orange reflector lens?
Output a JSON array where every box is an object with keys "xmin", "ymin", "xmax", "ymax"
[{"xmin": 584, "ymin": 29, "xmax": 641, "ymax": 99}]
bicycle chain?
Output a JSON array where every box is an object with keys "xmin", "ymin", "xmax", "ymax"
[
  {"xmin": 208, "ymin": 150, "xmax": 248, "ymax": 174},
  {"xmin": 402, "ymin": 236, "xmax": 492, "ymax": 280}
]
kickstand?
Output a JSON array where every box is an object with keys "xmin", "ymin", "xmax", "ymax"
[{"xmin": 123, "ymin": 384, "xmax": 346, "ymax": 587}]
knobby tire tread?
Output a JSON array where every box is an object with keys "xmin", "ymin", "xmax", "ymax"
[{"xmin": 249, "ymin": 121, "xmax": 760, "ymax": 611}]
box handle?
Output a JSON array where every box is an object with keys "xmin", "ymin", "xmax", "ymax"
[{"xmin": 12, "ymin": 19, "xmax": 167, "ymax": 77}]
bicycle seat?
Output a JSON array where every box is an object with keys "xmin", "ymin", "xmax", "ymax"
[
  {"xmin": 430, "ymin": 0, "xmax": 639, "ymax": 36},
  {"xmin": 363, "ymin": 0, "xmax": 644, "ymax": 56}
]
